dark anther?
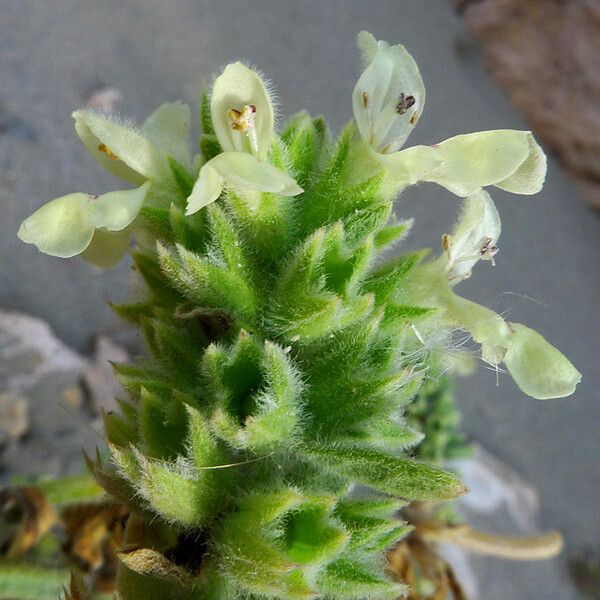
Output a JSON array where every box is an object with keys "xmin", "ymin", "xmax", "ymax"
[{"xmin": 396, "ymin": 93, "xmax": 416, "ymax": 115}]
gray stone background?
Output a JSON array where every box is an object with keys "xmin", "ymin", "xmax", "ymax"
[{"xmin": 1, "ymin": 1, "xmax": 599, "ymax": 598}]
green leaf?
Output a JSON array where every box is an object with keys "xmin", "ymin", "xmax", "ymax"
[
  {"xmin": 347, "ymin": 415, "xmax": 424, "ymax": 452},
  {"xmin": 318, "ymin": 558, "xmax": 406, "ymax": 599},
  {"xmin": 139, "ymin": 387, "xmax": 188, "ymax": 459},
  {"xmin": 363, "ymin": 250, "xmax": 428, "ymax": 303},
  {"xmin": 374, "ymin": 219, "xmax": 413, "ymax": 250},
  {"xmin": 200, "ymin": 84, "xmax": 215, "ymax": 135},
  {"xmin": 0, "ymin": 565, "xmax": 70, "ymax": 600},
  {"xmin": 158, "ymin": 243, "xmax": 257, "ymax": 326},
  {"xmin": 199, "ymin": 133, "xmax": 221, "ymax": 161},
  {"xmin": 283, "ymin": 112, "xmax": 328, "ymax": 186},
  {"xmin": 167, "ymin": 155, "xmax": 196, "ymax": 197},
  {"xmin": 302, "ymin": 444, "xmax": 467, "ymax": 501},
  {"xmin": 35, "ymin": 472, "xmax": 104, "ymax": 506}
]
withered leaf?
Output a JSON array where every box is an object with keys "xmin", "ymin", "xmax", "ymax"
[
  {"xmin": 0, "ymin": 486, "xmax": 58, "ymax": 557},
  {"xmin": 63, "ymin": 571, "xmax": 94, "ymax": 600},
  {"xmin": 118, "ymin": 547, "xmax": 194, "ymax": 587}
]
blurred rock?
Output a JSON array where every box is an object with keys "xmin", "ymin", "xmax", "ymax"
[
  {"xmin": 0, "ymin": 393, "xmax": 29, "ymax": 447},
  {"xmin": 452, "ymin": 443, "xmax": 539, "ymax": 533},
  {"xmin": 83, "ymin": 336, "xmax": 129, "ymax": 415},
  {"xmin": 457, "ymin": 0, "xmax": 600, "ymax": 209},
  {"xmin": 0, "ymin": 312, "xmax": 126, "ymax": 483},
  {"xmin": 0, "ymin": 104, "xmax": 37, "ymax": 142},
  {"xmin": 0, "ymin": 311, "xmax": 87, "ymax": 393}
]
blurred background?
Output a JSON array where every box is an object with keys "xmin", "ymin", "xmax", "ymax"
[{"xmin": 0, "ymin": 1, "xmax": 598, "ymax": 598}]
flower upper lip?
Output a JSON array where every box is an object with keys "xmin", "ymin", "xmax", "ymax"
[{"xmin": 352, "ymin": 31, "xmax": 425, "ymax": 155}]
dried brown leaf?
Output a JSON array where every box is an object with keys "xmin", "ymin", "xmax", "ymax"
[
  {"xmin": 63, "ymin": 572, "xmax": 94, "ymax": 600},
  {"xmin": 0, "ymin": 486, "xmax": 58, "ymax": 557},
  {"xmin": 62, "ymin": 501, "xmax": 128, "ymax": 592},
  {"xmin": 117, "ymin": 547, "xmax": 194, "ymax": 587}
]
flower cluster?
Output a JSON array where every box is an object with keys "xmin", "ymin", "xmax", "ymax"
[
  {"xmin": 19, "ymin": 31, "xmax": 577, "ymax": 400},
  {"xmin": 16, "ymin": 31, "xmax": 580, "ymax": 600}
]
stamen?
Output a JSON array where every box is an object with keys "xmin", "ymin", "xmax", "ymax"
[
  {"xmin": 396, "ymin": 93, "xmax": 416, "ymax": 115},
  {"xmin": 98, "ymin": 144, "xmax": 119, "ymax": 161},
  {"xmin": 442, "ymin": 233, "xmax": 451, "ymax": 253},
  {"xmin": 228, "ymin": 104, "xmax": 259, "ymax": 154},
  {"xmin": 410, "ymin": 323, "xmax": 426, "ymax": 346},
  {"xmin": 361, "ymin": 90, "xmax": 376, "ymax": 146},
  {"xmin": 479, "ymin": 237, "xmax": 499, "ymax": 265}
]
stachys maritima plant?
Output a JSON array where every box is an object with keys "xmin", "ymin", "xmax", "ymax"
[{"xmin": 18, "ymin": 31, "xmax": 580, "ymax": 599}]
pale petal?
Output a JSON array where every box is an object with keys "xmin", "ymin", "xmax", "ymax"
[
  {"xmin": 357, "ymin": 30, "xmax": 379, "ymax": 64},
  {"xmin": 211, "ymin": 62, "xmax": 274, "ymax": 159},
  {"xmin": 185, "ymin": 164, "xmax": 225, "ymax": 215},
  {"xmin": 442, "ymin": 292, "xmax": 512, "ymax": 352},
  {"xmin": 73, "ymin": 110, "xmax": 168, "ymax": 183},
  {"xmin": 141, "ymin": 101, "xmax": 191, "ymax": 166},
  {"xmin": 353, "ymin": 50, "xmax": 394, "ymax": 149},
  {"xmin": 496, "ymin": 133, "xmax": 547, "ymax": 194},
  {"xmin": 353, "ymin": 35, "xmax": 425, "ymax": 153},
  {"xmin": 504, "ymin": 323, "xmax": 581, "ymax": 399},
  {"xmin": 81, "ymin": 228, "xmax": 132, "ymax": 268},
  {"xmin": 437, "ymin": 288, "xmax": 580, "ymax": 399},
  {"xmin": 444, "ymin": 190, "xmax": 501, "ymax": 283},
  {"xmin": 18, "ymin": 193, "xmax": 94, "ymax": 258},
  {"xmin": 90, "ymin": 181, "xmax": 151, "ymax": 231},
  {"xmin": 209, "ymin": 152, "xmax": 302, "ymax": 196},
  {"xmin": 395, "ymin": 130, "xmax": 546, "ymax": 196}
]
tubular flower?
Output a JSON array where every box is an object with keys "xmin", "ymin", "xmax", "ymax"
[
  {"xmin": 441, "ymin": 190, "xmax": 501, "ymax": 284},
  {"xmin": 353, "ymin": 32, "xmax": 546, "ymax": 197},
  {"xmin": 18, "ymin": 182, "xmax": 150, "ymax": 267},
  {"xmin": 73, "ymin": 101, "xmax": 192, "ymax": 185},
  {"xmin": 411, "ymin": 191, "xmax": 581, "ymax": 400},
  {"xmin": 18, "ymin": 103, "xmax": 192, "ymax": 267},
  {"xmin": 186, "ymin": 62, "xmax": 302, "ymax": 215}
]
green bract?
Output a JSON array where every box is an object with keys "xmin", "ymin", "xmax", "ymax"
[{"xmin": 16, "ymin": 30, "xmax": 580, "ymax": 600}]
